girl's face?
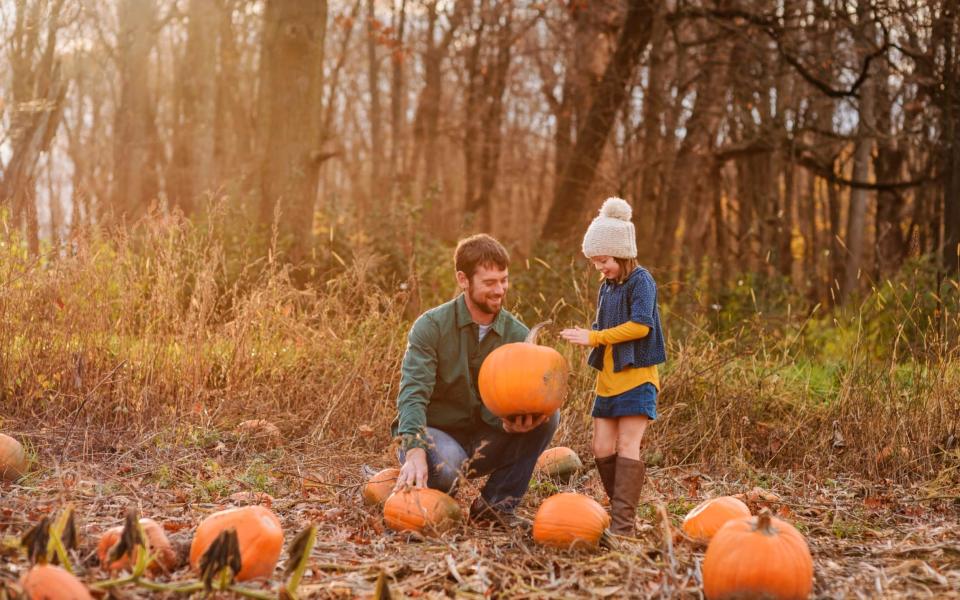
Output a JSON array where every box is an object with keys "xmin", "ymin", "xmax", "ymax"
[{"xmin": 590, "ymin": 256, "xmax": 620, "ymax": 280}]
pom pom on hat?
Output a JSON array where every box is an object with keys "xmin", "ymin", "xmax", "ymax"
[
  {"xmin": 582, "ymin": 197, "xmax": 637, "ymax": 259},
  {"xmin": 599, "ymin": 197, "xmax": 632, "ymax": 221}
]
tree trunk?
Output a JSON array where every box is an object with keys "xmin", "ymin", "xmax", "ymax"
[
  {"xmin": 873, "ymin": 59, "xmax": 908, "ymax": 279},
  {"xmin": 543, "ymin": 0, "xmax": 657, "ymax": 242},
  {"xmin": 657, "ymin": 24, "xmax": 727, "ymax": 269},
  {"xmin": 827, "ymin": 177, "xmax": 844, "ymax": 300},
  {"xmin": 464, "ymin": 2, "xmax": 512, "ymax": 233},
  {"xmin": 409, "ymin": 1, "xmax": 465, "ymax": 233},
  {"xmin": 111, "ymin": 0, "xmax": 158, "ymax": 224},
  {"xmin": 462, "ymin": 1, "xmax": 487, "ymax": 227},
  {"xmin": 257, "ymin": 0, "xmax": 327, "ymax": 268},
  {"xmin": 0, "ymin": 0, "xmax": 67, "ymax": 255},
  {"xmin": 840, "ymin": 13, "xmax": 877, "ymax": 302},
  {"xmin": 636, "ymin": 14, "xmax": 668, "ymax": 261},
  {"xmin": 711, "ymin": 160, "xmax": 728, "ymax": 286},
  {"xmin": 170, "ymin": 0, "xmax": 219, "ymax": 216},
  {"xmin": 940, "ymin": 2, "xmax": 960, "ymax": 272},
  {"xmin": 389, "ymin": 0, "xmax": 408, "ymax": 189},
  {"xmin": 366, "ymin": 0, "xmax": 384, "ymax": 208}
]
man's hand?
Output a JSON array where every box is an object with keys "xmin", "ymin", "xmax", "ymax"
[
  {"xmin": 395, "ymin": 447, "xmax": 428, "ymax": 490},
  {"xmin": 560, "ymin": 327, "xmax": 592, "ymax": 346},
  {"xmin": 501, "ymin": 413, "xmax": 548, "ymax": 433}
]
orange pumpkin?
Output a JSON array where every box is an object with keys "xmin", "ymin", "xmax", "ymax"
[
  {"xmin": 97, "ymin": 517, "xmax": 178, "ymax": 574},
  {"xmin": 19, "ymin": 564, "xmax": 93, "ymax": 600},
  {"xmin": 0, "ymin": 433, "xmax": 28, "ymax": 482},
  {"xmin": 702, "ymin": 509, "xmax": 813, "ymax": 599},
  {"xmin": 532, "ymin": 492, "xmax": 610, "ymax": 550},
  {"xmin": 535, "ymin": 447, "xmax": 583, "ymax": 483},
  {"xmin": 478, "ymin": 322, "xmax": 569, "ymax": 418},
  {"xmin": 189, "ymin": 505, "xmax": 284, "ymax": 581},
  {"xmin": 363, "ymin": 468, "xmax": 401, "ymax": 506},
  {"xmin": 383, "ymin": 488, "xmax": 462, "ymax": 535},
  {"xmin": 682, "ymin": 496, "xmax": 751, "ymax": 543}
]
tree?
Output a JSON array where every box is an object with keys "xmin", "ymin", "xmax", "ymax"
[
  {"xmin": 257, "ymin": 0, "xmax": 328, "ymax": 268},
  {"xmin": 169, "ymin": 0, "xmax": 219, "ymax": 216},
  {"xmin": 111, "ymin": 0, "xmax": 159, "ymax": 224},
  {"xmin": 0, "ymin": 0, "xmax": 68, "ymax": 254},
  {"xmin": 543, "ymin": 0, "xmax": 658, "ymax": 242}
]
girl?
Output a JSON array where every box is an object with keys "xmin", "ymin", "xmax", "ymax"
[{"xmin": 560, "ymin": 197, "xmax": 666, "ymax": 537}]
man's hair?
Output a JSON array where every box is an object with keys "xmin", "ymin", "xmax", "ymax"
[{"xmin": 454, "ymin": 234, "xmax": 510, "ymax": 279}]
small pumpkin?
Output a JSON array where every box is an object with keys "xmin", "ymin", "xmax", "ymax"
[
  {"xmin": 478, "ymin": 321, "xmax": 569, "ymax": 418},
  {"xmin": 97, "ymin": 517, "xmax": 178, "ymax": 573},
  {"xmin": 383, "ymin": 488, "xmax": 462, "ymax": 535},
  {"xmin": 535, "ymin": 447, "xmax": 583, "ymax": 483},
  {"xmin": 532, "ymin": 492, "xmax": 610, "ymax": 550},
  {"xmin": 682, "ymin": 496, "xmax": 751, "ymax": 543},
  {"xmin": 0, "ymin": 433, "xmax": 29, "ymax": 482},
  {"xmin": 363, "ymin": 468, "xmax": 401, "ymax": 506},
  {"xmin": 19, "ymin": 564, "xmax": 93, "ymax": 600},
  {"xmin": 702, "ymin": 509, "xmax": 813, "ymax": 600},
  {"xmin": 189, "ymin": 505, "xmax": 284, "ymax": 581}
]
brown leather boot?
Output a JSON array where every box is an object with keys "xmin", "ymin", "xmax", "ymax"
[
  {"xmin": 594, "ymin": 454, "xmax": 617, "ymax": 503},
  {"xmin": 610, "ymin": 456, "xmax": 645, "ymax": 536}
]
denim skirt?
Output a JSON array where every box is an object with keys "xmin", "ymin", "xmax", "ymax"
[{"xmin": 592, "ymin": 382, "xmax": 657, "ymax": 419}]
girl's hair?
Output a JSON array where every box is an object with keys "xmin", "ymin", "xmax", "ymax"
[{"xmin": 613, "ymin": 257, "xmax": 638, "ymax": 283}]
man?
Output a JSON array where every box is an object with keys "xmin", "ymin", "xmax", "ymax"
[{"xmin": 392, "ymin": 234, "xmax": 559, "ymax": 525}]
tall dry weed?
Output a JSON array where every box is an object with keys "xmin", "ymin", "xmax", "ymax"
[{"xmin": 1, "ymin": 214, "xmax": 958, "ymax": 484}]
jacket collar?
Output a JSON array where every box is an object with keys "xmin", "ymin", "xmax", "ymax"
[{"xmin": 455, "ymin": 294, "xmax": 506, "ymax": 337}]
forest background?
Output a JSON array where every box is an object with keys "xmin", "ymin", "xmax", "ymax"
[{"xmin": 3, "ymin": 0, "xmax": 960, "ymax": 596}]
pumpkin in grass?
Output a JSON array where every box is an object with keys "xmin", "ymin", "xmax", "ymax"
[
  {"xmin": 682, "ymin": 496, "xmax": 751, "ymax": 543},
  {"xmin": 532, "ymin": 492, "xmax": 610, "ymax": 550},
  {"xmin": 19, "ymin": 564, "xmax": 93, "ymax": 600},
  {"xmin": 702, "ymin": 509, "xmax": 813, "ymax": 599},
  {"xmin": 363, "ymin": 468, "xmax": 401, "ymax": 506},
  {"xmin": 0, "ymin": 433, "xmax": 29, "ymax": 482},
  {"xmin": 97, "ymin": 517, "xmax": 178, "ymax": 573},
  {"xmin": 189, "ymin": 505, "xmax": 284, "ymax": 581},
  {"xmin": 535, "ymin": 447, "xmax": 582, "ymax": 483},
  {"xmin": 383, "ymin": 488, "xmax": 462, "ymax": 535},
  {"xmin": 478, "ymin": 321, "xmax": 569, "ymax": 418}
]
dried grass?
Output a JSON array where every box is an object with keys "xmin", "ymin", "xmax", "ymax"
[{"xmin": 1, "ymin": 215, "xmax": 959, "ymax": 597}]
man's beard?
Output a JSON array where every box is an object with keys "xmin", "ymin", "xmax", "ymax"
[{"xmin": 468, "ymin": 286, "xmax": 502, "ymax": 315}]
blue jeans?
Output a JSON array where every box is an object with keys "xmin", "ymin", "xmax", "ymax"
[{"xmin": 398, "ymin": 412, "xmax": 559, "ymax": 513}]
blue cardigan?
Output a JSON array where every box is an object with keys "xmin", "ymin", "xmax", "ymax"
[{"xmin": 587, "ymin": 267, "xmax": 667, "ymax": 372}]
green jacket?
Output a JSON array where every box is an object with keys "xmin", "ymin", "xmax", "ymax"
[{"xmin": 392, "ymin": 294, "xmax": 529, "ymax": 450}]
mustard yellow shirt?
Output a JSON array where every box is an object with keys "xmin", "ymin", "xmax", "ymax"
[{"xmin": 588, "ymin": 322, "xmax": 660, "ymax": 396}]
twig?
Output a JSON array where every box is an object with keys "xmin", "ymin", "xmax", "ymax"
[
  {"xmin": 900, "ymin": 495, "xmax": 960, "ymax": 503},
  {"xmin": 872, "ymin": 543, "xmax": 960, "ymax": 557},
  {"xmin": 655, "ymin": 503, "xmax": 678, "ymax": 598}
]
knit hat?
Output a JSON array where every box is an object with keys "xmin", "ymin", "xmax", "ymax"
[{"xmin": 581, "ymin": 197, "xmax": 637, "ymax": 258}]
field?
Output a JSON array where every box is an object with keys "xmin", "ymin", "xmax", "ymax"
[{"xmin": 2, "ymin": 219, "xmax": 959, "ymax": 598}]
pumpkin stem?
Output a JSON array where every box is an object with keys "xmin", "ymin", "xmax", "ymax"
[
  {"xmin": 525, "ymin": 320, "xmax": 553, "ymax": 344},
  {"xmin": 755, "ymin": 508, "xmax": 774, "ymax": 535}
]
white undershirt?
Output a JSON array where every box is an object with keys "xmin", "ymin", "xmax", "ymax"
[{"xmin": 478, "ymin": 323, "xmax": 492, "ymax": 342}]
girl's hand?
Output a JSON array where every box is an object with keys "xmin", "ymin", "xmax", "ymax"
[{"xmin": 560, "ymin": 327, "xmax": 592, "ymax": 346}]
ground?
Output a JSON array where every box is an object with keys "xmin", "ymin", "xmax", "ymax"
[{"xmin": 1, "ymin": 429, "xmax": 959, "ymax": 599}]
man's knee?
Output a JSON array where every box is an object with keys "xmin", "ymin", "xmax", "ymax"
[
  {"xmin": 429, "ymin": 459, "xmax": 461, "ymax": 492},
  {"xmin": 424, "ymin": 428, "xmax": 468, "ymax": 492}
]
